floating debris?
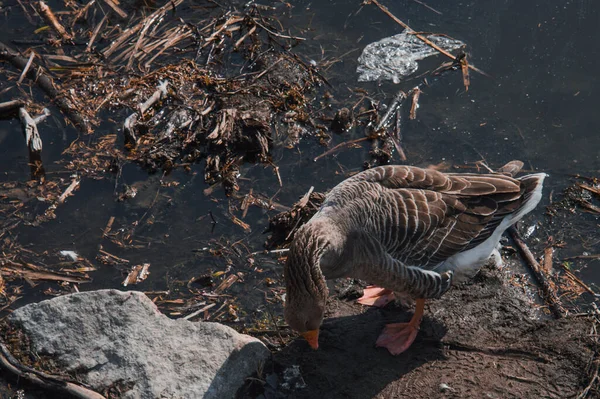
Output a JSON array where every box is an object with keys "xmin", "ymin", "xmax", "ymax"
[
  {"xmin": 59, "ymin": 251, "xmax": 79, "ymax": 262},
  {"xmin": 122, "ymin": 263, "xmax": 150, "ymax": 287},
  {"xmin": 357, "ymin": 31, "xmax": 465, "ymax": 83}
]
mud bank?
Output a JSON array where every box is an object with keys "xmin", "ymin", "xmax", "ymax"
[{"xmin": 241, "ymin": 263, "xmax": 597, "ymax": 399}]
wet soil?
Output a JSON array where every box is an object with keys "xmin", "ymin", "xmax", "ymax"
[{"xmin": 241, "ymin": 264, "xmax": 597, "ymax": 399}]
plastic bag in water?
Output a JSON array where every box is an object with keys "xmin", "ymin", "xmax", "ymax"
[{"xmin": 357, "ymin": 31, "xmax": 465, "ymax": 83}]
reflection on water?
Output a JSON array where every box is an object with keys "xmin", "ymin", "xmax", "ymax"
[{"xmin": 1, "ymin": 0, "xmax": 599, "ymax": 330}]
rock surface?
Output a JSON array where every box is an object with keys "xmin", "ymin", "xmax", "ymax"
[{"xmin": 8, "ymin": 289, "xmax": 270, "ymax": 399}]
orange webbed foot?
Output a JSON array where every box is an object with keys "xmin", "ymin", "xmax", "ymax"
[
  {"xmin": 375, "ymin": 321, "xmax": 420, "ymax": 355},
  {"xmin": 375, "ymin": 298, "xmax": 426, "ymax": 355},
  {"xmin": 357, "ymin": 286, "xmax": 395, "ymax": 307}
]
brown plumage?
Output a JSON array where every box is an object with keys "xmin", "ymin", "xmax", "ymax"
[{"xmin": 284, "ymin": 161, "xmax": 545, "ymax": 354}]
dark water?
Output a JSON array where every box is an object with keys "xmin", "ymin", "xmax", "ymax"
[{"xmin": 1, "ymin": 0, "xmax": 599, "ymax": 394}]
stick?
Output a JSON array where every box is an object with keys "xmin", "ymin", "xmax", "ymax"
[
  {"xmin": 0, "ymin": 340, "xmax": 105, "ymax": 399},
  {"xmin": 562, "ymin": 267, "xmax": 599, "ymax": 297},
  {"xmin": 392, "ymin": 108, "xmax": 407, "ymax": 161},
  {"xmin": 314, "ymin": 137, "xmax": 370, "ymax": 161},
  {"xmin": 102, "ymin": 216, "xmax": 115, "ymax": 238},
  {"xmin": 18, "ymin": 108, "xmax": 43, "ymax": 153},
  {"xmin": 86, "ymin": 14, "xmax": 107, "ymax": 52},
  {"xmin": 0, "ymin": 100, "xmax": 25, "ymax": 116},
  {"xmin": 0, "ymin": 41, "xmax": 91, "ymax": 133},
  {"xmin": 182, "ymin": 303, "xmax": 215, "ymax": 320},
  {"xmin": 18, "ymin": 107, "xmax": 45, "ymax": 179},
  {"xmin": 57, "ymin": 178, "xmax": 80, "ymax": 204},
  {"xmin": 409, "ymin": 87, "xmax": 421, "ymax": 120},
  {"xmin": 375, "ymin": 89, "xmax": 406, "ymax": 131},
  {"xmin": 17, "ymin": 52, "xmax": 35, "ymax": 84},
  {"xmin": 102, "ymin": 0, "xmax": 185, "ymax": 58},
  {"xmin": 123, "ymin": 80, "xmax": 169, "ymax": 144},
  {"xmin": 101, "ymin": 0, "xmax": 127, "ymax": 18},
  {"xmin": 508, "ymin": 226, "xmax": 567, "ymax": 319},
  {"xmin": 38, "ymin": 1, "xmax": 73, "ymax": 42},
  {"xmin": 577, "ymin": 358, "xmax": 599, "ymax": 399}
]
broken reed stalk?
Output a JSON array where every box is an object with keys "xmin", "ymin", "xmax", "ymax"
[
  {"xmin": 508, "ymin": 226, "xmax": 567, "ymax": 319},
  {"xmin": 18, "ymin": 108, "xmax": 45, "ymax": 179},
  {"xmin": 102, "ymin": 0, "xmax": 185, "ymax": 58},
  {"xmin": 101, "ymin": 0, "xmax": 128, "ymax": 19},
  {"xmin": 123, "ymin": 80, "xmax": 169, "ymax": 144},
  {"xmin": 0, "ymin": 41, "xmax": 91, "ymax": 133},
  {"xmin": 409, "ymin": 87, "xmax": 421, "ymax": 120},
  {"xmin": 17, "ymin": 52, "xmax": 35, "ymax": 84},
  {"xmin": 376, "ymin": 89, "xmax": 408, "ymax": 161},
  {"xmin": 0, "ymin": 339, "xmax": 106, "ymax": 399},
  {"xmin": 38, "ymin": 1, "xmax": 73, "ymax": 42},
  {"xmin": 394, "ymin": 109, "xmax": 407, "ymax": 161},
  {"xmin": 376, "ymin": 89, "xmax": 406, "ymax": 131}
]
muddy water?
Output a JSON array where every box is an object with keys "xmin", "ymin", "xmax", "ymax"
[{"xmin": 1, "ymin": 0, "xmax": 599, "ymax": 352}]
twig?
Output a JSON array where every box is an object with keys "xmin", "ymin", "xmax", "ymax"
[
  {"xmin": 365, "ymin": 0, "xmax": 487, "ymax": 76},
  {"xmin": 17, "ymin": 52, "xmax": 35, "ymax": 84},
  {"xmin": 103, "ymin": 0, "xmax": 185, "ymax": 58},
  {"xmin": 18, "ymin": 107, "xmax": 45, "ymax": 179},
  {"xmin": 57, "ymin": 178, "xmax": 80, "ymax": 204},
  {"xmin": 182, "ymin": 303, "xmax": 215, "ymax": 320},
  {"xmin": 376, "ymin": 89, "xmax": 406, "ymax": 131},
  {"xmin": 508, "ymin": 226, "xmax": 567, "ymax": 319},
  {"xmin": 410, "ymin": 0, "xmax": 442, "ymax": 15},
  {"xmin": 234, "ymin": 25, "xmax": 257, "ymax": 48},
  {"xmin": 0, "ymin": 100, "xmax": 25, "ymax": 116},
  {"xmin": 0, "ymin": 40, "xmax": 91, "ymax": 133},
  {"xmin": 101, "ymin": 0, "xmax": 127, "ymax": 19},
  {"xmin": 252, "ymin": 18, "xmax": 306, "ymax": 41},
  {"xmin": 460, "ymin": 55, "xmax": 471, "ymax": 91},
  {"xmin": 38, "ymin": 1, "xmax": 73, "ymax": 42},
  {"xmin": 409, "ymin": 87, "xmax": 421, "ymax": 120},
  {"xmin": 562, "ymin": 267, "xmax": 599, "ymax": 297},
  {"xmin": 577, "ymin": 358, "xmax": 599, "ymax": 399},
  {"xmin": 393, "ymin": 108, "xmax": 407, "ymax": 161},
  {"xmin": 18, "ymin": 108, "xmax": 43, "ymax": 153},
  {"xmin": 102, "ymin": 216, "xmax": 115, "ymax": 238},
  {"xmin": 250, "ymin": 248, "xmax": 290, "ymax": 256},
  {"xmin": 314, "ymin": 137, "xmax": 370, "ymax": 161},
  {"xmin": 98, "ymin": 249, "xmax": 129, "ymax": 264},
  {"xmin": 123, "ymin": 80, "xmax": 169, "ymax": 144},
  {"xmin": 564, "ymin": 254, "xmax": 600, "ymax": 260},
  {"xmin": 86, "ymin": 14, "xmax": 107, "ymax": 52},
  {"xmin": 0, "ymin": 339, "xmax": 106, "ymax": 399}
]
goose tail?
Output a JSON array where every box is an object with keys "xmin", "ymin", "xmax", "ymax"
[{"xmin": 506, "ymin": 173, "xmax": 547, "ymax": 226}]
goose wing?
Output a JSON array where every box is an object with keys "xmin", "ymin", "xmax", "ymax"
[{"xmin": 347, "ymin": 165, "xmax": 528, "ymax": 267}]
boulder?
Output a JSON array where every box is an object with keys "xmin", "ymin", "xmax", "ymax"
[{"xmin": 8, "ymin": 289, "xmax": 270, "ymax": 399}]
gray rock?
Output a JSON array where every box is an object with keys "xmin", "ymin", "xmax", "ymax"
[{"xmin": 9, "ymin": 289, "xmax": 270, "ymax": 399}]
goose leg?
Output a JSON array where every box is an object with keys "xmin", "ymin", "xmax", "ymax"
[
  {"xmin": 376, "ymin": 298, "xmax": 425, "ymax": 355},
  {"xmin": 357, "ymin": 286, "xmax": 395, "ymax": 307}
]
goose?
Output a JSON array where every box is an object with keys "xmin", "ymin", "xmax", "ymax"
[{"xmin": 283, "ymin": 161, "xmax": 545, "ymax": 355}]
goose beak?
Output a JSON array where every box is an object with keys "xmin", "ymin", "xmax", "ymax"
[{"xmin": 301, "ymin": 329, "xmax": 319, "ymax": 349}]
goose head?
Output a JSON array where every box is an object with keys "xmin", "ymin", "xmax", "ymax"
[{"xmin": 283, "ymin": 221, "xmax": 333, "ymax": 349}]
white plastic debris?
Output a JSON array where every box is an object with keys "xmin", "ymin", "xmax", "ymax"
[
  {"xmin": 524, "ymin": 224, "xmax": 537, "ymax": 238},
  {"xmin": 59, "ymin": 250, "xmax": 79, "ymax": 261},
  {"xmin": 357, "ymin": 31, "xmax": 465, "ymax": 83},
  {"xmin": 281, "ymin": 365, "xmax": 306, "ymax": 390},
  {"xmin": 439, "ymin": 382, "xmax": 454, "ymax": 392}
]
